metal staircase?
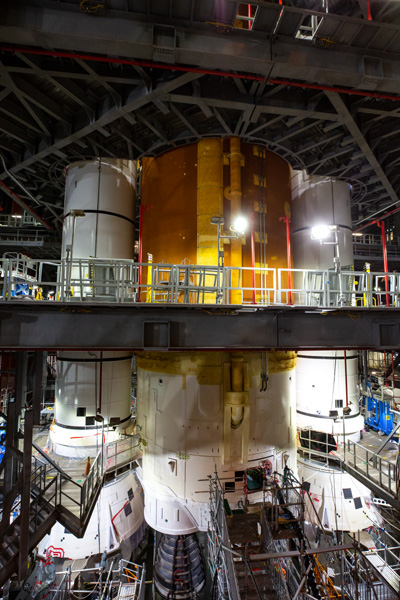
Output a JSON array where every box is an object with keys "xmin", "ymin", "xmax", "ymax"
[{"xmin": 0, "ymin": 449, "xmax": 104, "ymax": 588}]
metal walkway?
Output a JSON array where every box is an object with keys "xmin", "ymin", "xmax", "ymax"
[
  {"xmin": 363, "ymin": 551, "xmax": 400, "ymax": 596},
  {"xmin": 336, "ymin": 439, "xmax": 400, "ymax": 510},
  {"xmin": 0, "ymin": 430, "xmax": 141, "ymax": 588}
]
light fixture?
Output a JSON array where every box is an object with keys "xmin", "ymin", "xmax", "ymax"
[
  {"xmin": 232, "ymin": 215, "xmax": 248, "ymax": 234},
  {"xmin": 352, "ymin": 232, "xmax": 363, "ymax": 237},
  {"xmin": 311, "ymin": 224, "xmax": 332, "ymax": 240}
]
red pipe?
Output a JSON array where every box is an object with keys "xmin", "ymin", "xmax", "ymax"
[
  {"xmin": 138, "ymin": 205, "xmax": 144, "ymax": 302},
  {"xmin": 0, "ymin": 45, "xmax": 265, "ymax": 82},
  {"xmin": 3, "ymin": 45, "xmax": 399, "ymax": 101},
  {"xmin": 285, "ymin": 215, "xmax": 292, "ymax": 305},
  {"xmin": 367, "ymin": 0, "xmax": 372, "ymax": 21},
  {"xmin": 355, "ymin": 206, "xmax": 400, "ymax": 232},
  {"xmin": 378, "ymin": 220, "xmax": 390, "ymax": 306},
  {"xmin": 250, "ymin": 212, "xmax": 256, "ymax": 304},
  {"xmin": 0, "ymin": 178, "xmax": 53, "ymax": 230},
  {"xmin": 269, "ymin": 78, "xmax": 400, "ymax": 102},
  {"xmin": 279, "ymin": 214, "xmax": 292, "ymax": 305}
]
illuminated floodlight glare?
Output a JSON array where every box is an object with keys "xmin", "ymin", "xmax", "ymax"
[
  {"xmin": 311, "ymin": 224, "xmax": 331, "ymax": 240},
  {"xmin": 232, "ymin": 215, "xmax": 248, "ymax": 234}
]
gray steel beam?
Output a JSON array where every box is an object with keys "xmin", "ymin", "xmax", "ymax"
[
  {"xmin": 2, "ymin": 3, "xmax": 400, "ymax": 93},
  {"xmin": 0, "ymin": 303, "xmax": 399, "ymax": 351},
  {"xmin": 0, "ymin": 71, "xmax": 203, "ymax": 180},
  {"xmin": 325, "ymin": 91, "xmax": 399, "ymax": 204}
]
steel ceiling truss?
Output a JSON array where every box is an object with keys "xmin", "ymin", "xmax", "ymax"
[{"xmin": 0, "ymin": 1, "xmax": 399, "ymax": 256}]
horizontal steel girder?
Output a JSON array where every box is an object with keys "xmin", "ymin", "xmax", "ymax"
[
  {"xmin": 2, "ymin": 3, "xmax": 400, "ymax": 94},
  {"xmin": 0, "ymin": 302, "xmax": 399, "ymax": 351}
]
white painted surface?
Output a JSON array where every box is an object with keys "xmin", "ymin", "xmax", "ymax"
[
  {"xmin": 137, "ymin": 356, "xmax": 297, "ymax": 534},
  {"xmin": 39, "ymin": 472, "xmax": 145, "ymax": 560}
]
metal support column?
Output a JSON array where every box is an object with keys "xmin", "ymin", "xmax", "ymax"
[
  {"xmin": 19, "ymin": 407, "xmax": 33, "ymax": 581},
  {"xmin": 32, "ymin": 351, "xmax": 44, "ymax": 426}
]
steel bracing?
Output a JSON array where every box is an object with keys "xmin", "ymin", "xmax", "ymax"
[{"xmin": 0, "ymin": 1, "xmax": 400, "ymax": 255}]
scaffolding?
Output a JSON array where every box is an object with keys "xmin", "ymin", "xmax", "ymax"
[
  {"xmin": 207, "ymin": 468, "xmax": 400, "ymax": 600},
  {"xmin": 48, "ymin": 558, "xmax": 146, "ymax": 599}
]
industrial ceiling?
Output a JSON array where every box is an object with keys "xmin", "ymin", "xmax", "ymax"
[{"xmin": 1, "ymin": 0, "xmax": 400, "ymax": 256}]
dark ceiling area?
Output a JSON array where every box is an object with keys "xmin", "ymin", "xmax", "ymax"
[{"xmin": 1, "ymin": 0, "xmax": 400, "ymax": 257}]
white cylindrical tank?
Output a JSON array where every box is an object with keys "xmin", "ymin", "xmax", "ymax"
[
  {"xmin": 291, "ymin": 170, "xmax": 363, "ymax": 442},
  {"xmin": 296, "ymin": 350, "xmax": 364, "ymax": 442},
  {"xmin": 51, "ymin": 351, "xmax": 134, "ymax": 457},
  {"xmin": 291, "ymin": 170, "xmax": 354, "ymax": 270},
  {"xmin": 136, "ymin": 351, "xmax": 297, "ymax": 534},
  {"xmin": 62, "ymin": 159, "xmax": 136, "ymax": 261},
  {"xmin": 291, "ymin": 170, "xmax": 376, "ymax": 532},
  {"xmin": 50, "ymin": 159, "xmax": 137, "ymax": 457},
  {"xmin": 47, "ymin": 159, "xmax": 144, "ymax": 563}
]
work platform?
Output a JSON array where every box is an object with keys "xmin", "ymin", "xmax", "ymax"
[
  {"xmin": 337, "ymin": 430, "xmax": 400, "ymax": 511},
  {"xmin": 0, "ymin": 301, "xmax": 400, "ymax": 351},
  {"xmin": 1, "ymin": 257, "xmax": 399, "ymax": 350}
]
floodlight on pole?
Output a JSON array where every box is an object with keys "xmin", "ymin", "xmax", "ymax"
[
  {"xmin": 311, "ymin": 223, "xmax": 345, "ymax": 306},
  {"xmin": 311, "ymin": 224, "xmax": 332, "ymax": 241},
  {"xmin": 231, "ymin": 215, "xmax": 248, "ymax": 235}
]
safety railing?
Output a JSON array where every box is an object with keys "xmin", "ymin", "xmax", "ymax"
[
  {"xmin": 53, "ymin": 559, "xmax": 146, "ymax": 600},
  {"xmin": 208, "ymin": 473, "xmax": 241, "ymax": 600},
  {"xmin": 297, "ymin": 429, "xmax": 338, "ymax": 464},
  {"xmin": 260, "ymin": 509, "xmax": 292, "ymax": 600},
  {"xmin": 29, "ymin": 450, "xmax": 103, "ymax": 525},
  {"xmin": 346, "ymin": 440, "xmax": 398, "ymax": 498},
  {"xmin": 2, "ymin": 256, "xmax": 400, "ymax": 308},
  {"xmin": 367, "ymin": 526, "xmax": 400, "ymax": 573},
  {"xmin": 104, "ymin": 434, "xmax": 141, "ymax": 473},
  {"xmin": 0, "ymin": 213, "xmax": 42, "ymax": 227}
]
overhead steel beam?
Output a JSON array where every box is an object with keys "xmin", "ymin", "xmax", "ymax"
[
  {"xmin": 325, "ymin": 91, "xmax": 399, "ymax": 204},
  {"xmin": 2, "ymin": 3, "xmax": 400, "ymax": 93},
  {"xmin": 0, "ymin": 71, "xmax": 203, "ymax": 179},
  {"xmin": 0, "ymin": 303, "xmax": 400, "ymax": 351}
]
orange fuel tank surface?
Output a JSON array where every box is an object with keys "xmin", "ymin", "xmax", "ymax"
[{"xmin": 140, "ymin": 139, "xmax": 291, "ymax": 302}]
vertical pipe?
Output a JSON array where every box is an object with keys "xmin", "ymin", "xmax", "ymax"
[
  {"xmin": 280, "ymin": 213, "xmax": 293, "ymax": 305},
  {"xmin": 138, "ymin": 204, "xmax": 144, "ymax": 301},
  {"xmin": 285, "ymin": 215, "xmax": 292, "ymax": 305},
  {"xmin": 98, "ymin": 351, "xmax": 103, "ymax": 414},
  {"xmin": 378, "ymin": 221, "xmax": 390, "ymax": 306},
  {"xmin": 32, "ymin": 351, "xmax": 43, "ymax": 426},
  {"xmin": 367, "ymin": 0, "xmax": 372, "ymax": 20},
  {"xmin": 250, "ymin": 212, "xmax": 256, "ymax": 304},
  {"xmin": 344, "ymin": 350, "xmax": 349, "ymax": 408},
  {"xmin": 363, "ymin": 350, "xmax": 369, "ymax": 390},
  {"xmin": 391, "ymin": 351, "xmax": 395, "ymax": 392},
  {"xmin": 384, "ymin": 352, "xmax": 388, "ymax": 386},
  {"xmin": 229, "ymin": 137, "xmax": 243, "ymax": 304}
]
